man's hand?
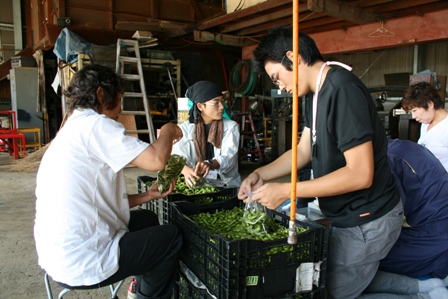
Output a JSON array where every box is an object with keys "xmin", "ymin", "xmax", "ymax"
[
  {"xmin": 250, "ymin": 182, "xmax": 290, "ymax": 210},
  {"xmin": 238, "ymin": 172, "xmax": 264, "ymax": 201}
]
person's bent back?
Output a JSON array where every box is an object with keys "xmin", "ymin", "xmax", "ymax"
[{"xmin": 380, "ymin": 139, "xmax": 448, "ymax": 279}]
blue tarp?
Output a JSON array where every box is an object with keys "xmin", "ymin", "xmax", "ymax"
[{"xmin": 53, "ymin": 28, "xmax": 93, "ymax": 64}]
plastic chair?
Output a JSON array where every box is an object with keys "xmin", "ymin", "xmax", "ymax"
[{"xmin": 44, "ymin": 272, "xmax": 125, "ymax": 299}]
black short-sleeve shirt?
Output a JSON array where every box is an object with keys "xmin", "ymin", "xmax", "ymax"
[{"xmin": 304, "ymin": 67, "xmax": 400, "ymax": 228}]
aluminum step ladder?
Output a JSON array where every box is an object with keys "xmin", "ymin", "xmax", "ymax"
[
  {"xmin": 115, "ymin": 38, "xmax": 156, "ymax": 143},
  {"xmin": 237, "ymin": 112, "xmax": 263, "ymax": 163}
]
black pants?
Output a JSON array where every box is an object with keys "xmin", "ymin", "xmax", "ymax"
[{"xmin": 90, "ymin": 209, "xmax": 182, "ymax": 299}]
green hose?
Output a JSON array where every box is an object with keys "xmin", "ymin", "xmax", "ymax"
[{"xmin": 229, "ymin": 59, "xmax": 257, "ymax": 96}]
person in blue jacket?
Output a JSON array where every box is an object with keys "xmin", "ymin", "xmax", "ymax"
[{"xmin": 380, "ymin": 138, "xmax": 448, "ymax": 281}]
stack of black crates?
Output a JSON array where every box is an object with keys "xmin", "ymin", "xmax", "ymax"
[{"xmin": 136, "ymin": 176, "xmax": 329, "ymax": 299}]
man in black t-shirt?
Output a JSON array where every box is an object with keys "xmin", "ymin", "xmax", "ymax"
[{"xmin": 238, "ymin": 26, "xmax": 448, "ymax": 299}]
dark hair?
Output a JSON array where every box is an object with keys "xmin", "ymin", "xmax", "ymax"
[
  {"xmin": 401, "ymin": 81, "xmax": 444, "ymax": 111},
  {"xmin": 252, "ymin": 26, "xmax": 324, "ymax": 74},
  {"xmin": 65, "ymin": 64, "xmax": 126, "ymax": 114}
]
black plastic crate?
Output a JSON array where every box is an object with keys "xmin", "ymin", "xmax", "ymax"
[
  {"xmin": 174, "ymin": 264, "xmax": 327, "ymax": 299},
  {"xmin": 174, "ymin": 266, "xmax": 214, "ymax": 299},
  {"xmin": 136, "ymin": 176, "xmax": 168, "ymax": 224},
  {"xmin": 137, "ymin": 175, "xmax": 156, "ymax": 194},
  {"xmin": 167, "ymin": 185, "xmax": 237, "ymax": 202},
  {"xmin": 170, "ymin": 197, "xmax": 329, "ymax": 299},
  {"xmin": 136, "ymin": 175, "xmax": 238, "ymax": 224}
]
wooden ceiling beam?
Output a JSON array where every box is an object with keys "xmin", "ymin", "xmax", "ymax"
[
  {"xmin": 307, "ymin": 0, "xmax": 384, "ymax": 24},
  {"xmin": 235, "ymin": 18, "xmax": 292, "ymax": 37},
  {"xmin": 312, "ymin": 10, "xmax": 448, "ymax": 55},
  {"xmin": 242, "ymin": 9, "xmax": 448, "ymax": 58},
  {"xmin": 219, "ymin": 5, "xmax": 305, "ymax": 34},
  {"xmin": 193, "ymin": 30, "xmax": 254, "ymax": 47},
  {"xmin": 380, "ymin": 1, "xmax": 448, "ymax": 19},
  {"xmin": 115, "ymin": 20, "xmax": 198, "ymax": 38},
  {"xmin": 199, "ymin": 0, "xmax": 291, "ymax": 30},
  {"xmin": 188, "ymin": 0, "xmax": 204, "ymax": 20},
  {"xmin": 364, "ymin": 0, "xmax": 444, "ymax": 13}
]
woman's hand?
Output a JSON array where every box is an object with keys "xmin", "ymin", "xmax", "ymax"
[
  {"xmin": 147, "ymin": 179, "xmax": 177, "ymax": 200},
  {"xmin": 194, "ymin": 161, "xmax": 211, "ymax": 179},
  {"xmin": 181, "ymin": 165, "xmax": 200, "ymax": 187},
  {"xmin": 128, "ymin": 178, "xmax": 177, "ymax": 208}
]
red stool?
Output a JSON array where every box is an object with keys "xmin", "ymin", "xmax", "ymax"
[
  {"xmin": 0, "ymin": 132, "xmax": 27, "ymax": 159},
  {"xmin": 0, "ymin": 110, "xmax": 27, "ymax": 159}
]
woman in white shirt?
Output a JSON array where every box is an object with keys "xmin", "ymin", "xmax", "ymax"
[
  {"xmin": 34, "ymin": 64, "xmax": 183, "ymax": 299},
  {"xmin": 401, "ymin": 81, "xmax": 448, "ymax": 172},
  {"xmin": 172, "ymin": 80, "xmax": 241, "ymax": 188}
]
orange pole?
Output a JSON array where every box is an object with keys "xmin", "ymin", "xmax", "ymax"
[{"xmin": 288, "ymin": 0, "xmax": 299, "ymax": 244}]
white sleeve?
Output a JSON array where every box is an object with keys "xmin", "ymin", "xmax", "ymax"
[
  {"xmin": 171, "ymin": 122, "xmax": 196, "ymax": 168},
  {"xmin": 214, "ymin": 120, "xmax": 240, "ymax": 173},
  {"xmin": 88, "ymin": 117, "xmax": 149, "ymax": 173}
]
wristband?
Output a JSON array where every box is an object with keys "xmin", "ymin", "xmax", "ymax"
[{"xmin": 204, "ymin": 159, "xmax": 214, "ymax": 169}]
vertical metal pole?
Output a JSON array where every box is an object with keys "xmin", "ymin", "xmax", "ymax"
[
  {"xmin": 288, "ymin": 0, "xmax": 300, "ymax": 245},
  {"xmin": 12, "ymin": 0, "xmax": 22, "ymax": 54}
]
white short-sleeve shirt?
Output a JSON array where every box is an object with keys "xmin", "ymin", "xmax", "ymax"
[
  {"xmin": 418, "ymin": 115, "xmax": 448, "ymax": 172},
  {"xmin": 34, "ymin": 109, "xmax": 148, "ymax": 286}
]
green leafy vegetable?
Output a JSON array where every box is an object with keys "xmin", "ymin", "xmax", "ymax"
[
  {"xmin": 242, "ymin": 191, "xmax": 275, "ymax": 235},
  {"xmin": 190, "ymin": 206, "xmax": 308, "ymax": 242},
  {"xmin": 173, "ymin": 176, "xmax": 219, "ymax": 195},
  {"xmin": 145, "ymin": 175, "xmax": 220, "ymax": 199},
  {"xmin": 157, "ymin": 154, "xmax": 186, "ymax": 193}
]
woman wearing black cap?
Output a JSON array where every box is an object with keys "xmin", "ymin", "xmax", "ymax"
[{"xmin": 172, "ymin": 80, "xmax": 241, "ymax": 188}]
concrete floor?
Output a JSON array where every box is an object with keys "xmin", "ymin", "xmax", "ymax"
[{"xmin": 0, "ymin": 151, "xmax": 290, "ymax": 299}]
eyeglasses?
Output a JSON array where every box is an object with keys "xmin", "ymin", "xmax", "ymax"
[
  {"xmin": 271, "ymin": 55, "xmax": 286, "ymax": 86},
  {"xmin": 204, "ymin": 99, "xmax": 226, "ymax": 107}
]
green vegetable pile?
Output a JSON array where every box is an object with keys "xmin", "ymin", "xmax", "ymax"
[
  {"xmin": 145, "ymin": 175, "xmax": 221, "ymax": 203},
  {"xmin": 173, "ymin": 176, "xmax": 219, "ymax": 195},
  {"xmin": 190, "ymin": 206, "xmax": 308, "ymax": 242},
  {"xmin": 157, "ymin": 154, "xmax": 186, "ymax": 193}
]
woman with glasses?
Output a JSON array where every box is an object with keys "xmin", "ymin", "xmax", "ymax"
[{"xmin": 172, "ymin": 80, "xmax": 241, "ymax": 188}]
